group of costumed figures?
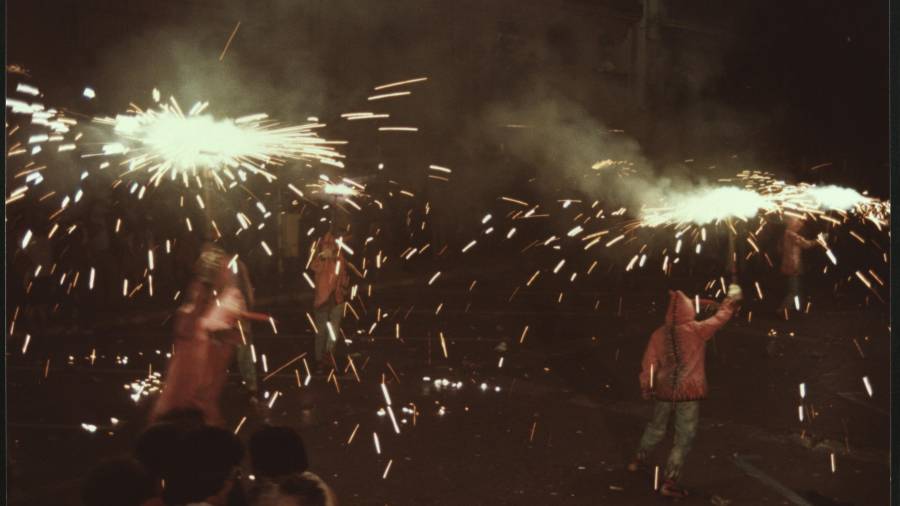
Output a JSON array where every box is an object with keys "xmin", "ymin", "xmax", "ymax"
[
  {"xmin": 151, "ymin": 225, "xmax": 348, "ymax": 426},
  {"xmin": 149, "ymin": 214, "xmax": 825, "ymax": 499}
]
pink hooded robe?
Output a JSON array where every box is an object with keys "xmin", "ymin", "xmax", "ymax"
[
  {"xmin": 151, "ymin": 265, "xmax": 246, "ymax": 426},
  {"xmin": 639, "ymin": 291, "xmax": 735, "ymax": 401}
]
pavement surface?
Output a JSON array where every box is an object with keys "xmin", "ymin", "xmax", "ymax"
[{"xmin": 6, "ymin": 279, "xmax": 890, "ymax": 505}]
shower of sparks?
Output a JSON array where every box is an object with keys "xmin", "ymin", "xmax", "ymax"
[
  {"xmin": 92, "ymin": 94, "xmax": 345, "ymax": 188},
  {"xmin": 639, "ymin": 174, "xmax": 887, "ymax": 227}
]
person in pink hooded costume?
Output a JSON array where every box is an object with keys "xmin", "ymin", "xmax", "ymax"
[
  {"xmin": 778, "ymin": 216, "xmax": 819, "ymax": 315},
  {"xmin": 627, "ymin": 285, "xmax": 742, "ymax": 498},
  {"xmin": 310, "ymin": 230, "xmax": 350, "ymax": 370},
  {"xmin": 151, "ymin": 244, "xmax": 246, "ymax": 426}
]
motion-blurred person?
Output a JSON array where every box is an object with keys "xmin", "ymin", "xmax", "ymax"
[
  {"xmin": 231, "ymin": 257, "xmax": 261, "ymax": 406},
  {"xmin": 627, "ymin": 285, "xmax": 742, "ymax": 498},
  {"xmin": 310, "ymin": 228, "xmax": 349, "ymax": 372},
  {"xmin": 151, "ymin": 244, "xmax": 246, "ymax": 426},
  {"xmin": 778, "ymin": 216, "xmax": 819, "ymax": 316}
]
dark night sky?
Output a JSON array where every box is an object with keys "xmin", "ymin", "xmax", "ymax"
[{"xmin": 7, "ymin": 0, "xmax": 890, "ymax": 199}]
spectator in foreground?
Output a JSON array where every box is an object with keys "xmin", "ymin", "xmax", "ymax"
[
  {"xmin": 248, "ymin": 425, "xmax": 336, "ymax": 506},
  {"xmin": 81, "ymin": 456, "xmax": 156, "ymax": 506},
  {"xmin": 162, "ymin": 426, "xmax": 245, "ymax": 506},
  {"xmin": 256, "ymin": 472, "xmax": 336, "ymax": 506}
]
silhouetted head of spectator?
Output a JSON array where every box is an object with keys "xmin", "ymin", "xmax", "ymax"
[
  {"xmin": 155, "ymin": 407, "xmax": 206, "ymax": 430},
  {"xmin": 134, "ymin": 422, "xmax": 182, "ymax": 484},
  {"xmin": 81, "ymin": 456, "xmax": 155, "ymax": 506},
  {"xmin": 249, "ymin": 425, "xmax": 309, "ymax": 479},
  {"xmin": 278, "ymin": 472, "xmax": 335, "ymax": 506},
  {"xmin": 163, "ymin": 426, "xmax": 244, "ymax": 506}
]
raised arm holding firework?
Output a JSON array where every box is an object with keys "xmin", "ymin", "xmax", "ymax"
[{"xmin": 628, "ymin": 284, "xmax": 742, "ymax": 498}]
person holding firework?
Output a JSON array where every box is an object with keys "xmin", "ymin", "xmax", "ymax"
[
  {"xmin": 627, "ymin": 284, "xmax": 743, "ymax": 498},
  {"xmin": 310, "ymin": 228, "xmax": 350, "ymax": 372},
  {"xmin": 152, "ymin": 244, "xmax": 269, "ymax": 426},
  {"xmin": 778, "ymin": 216, "xmax": 820, "ymax": 316}
]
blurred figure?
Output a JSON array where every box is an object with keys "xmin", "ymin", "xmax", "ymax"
[
  {"xmin": 81, "ymin": 456, "xmax": 156, "ymax": 506},
  {"xmin": 248, "ymin": 425, "xmax": 335, "ymax": 506},
  {"xmin": 151, "ymin": 244, "xmax": 246, "ymax": 426},
  {"xmin": 778, "ymin": 217, "xmax": 818, "ymax": 315},
  {"xmin": 627, "ymin": 286, "xmax": 742, "ymax": 498},
  {"xmin": 234, "ymin": 258, "xmax": 260, "ymax": 403},
  {"xmin": 310, "ymin": 229, "xmax": 349, "ymax": 371}
]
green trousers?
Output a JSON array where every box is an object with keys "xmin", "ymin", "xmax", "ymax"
[{"xmin": 637, "ymin": 400, "xmax": 700, "ymax": 481}]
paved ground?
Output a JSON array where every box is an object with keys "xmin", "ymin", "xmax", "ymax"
[{"xmin": 6, "ymin": 281, "xmax": 890, "ymax": 505}]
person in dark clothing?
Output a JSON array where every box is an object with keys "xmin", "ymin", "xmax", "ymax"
[
  {"xmin": 247, "ymin": 425, "xmax": 335, "ymax": 506},
  {"xmin": 778, "ymin": 217, "xmax": 820, "ymax": 316},
  {"xmin": 233, "ymin": 258, "xmax": 260, "ymax": 402},
  {"xmin": 163, "ymin": 426, "xmax": 245, "ymax": 506},
  {"xmin": 81, "ymin": 456, "xmax": 156, "ymax": 506},
  {"xmin": 249, "ymin": 426, "xmax": 309, "ymax": 479}
]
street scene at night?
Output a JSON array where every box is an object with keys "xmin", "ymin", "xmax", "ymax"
[{"xmin": 4, "ymin": 1, "xmax": 893, "ymax": 505}]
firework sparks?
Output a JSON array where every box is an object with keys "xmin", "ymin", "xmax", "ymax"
[
  {"xmin": 639, "ymin": 176, "xmax": 887, "ymax": 227},
  {"xmin": 93, "ymin": 94, "xmax": 345, "ymax": 188}
]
